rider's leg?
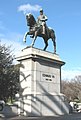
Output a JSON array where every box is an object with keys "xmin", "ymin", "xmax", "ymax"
[{"xmin": 42, "ymin": 22, "xmax": 45, "ymax": 34}]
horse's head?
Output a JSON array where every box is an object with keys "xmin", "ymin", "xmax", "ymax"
[{"xmin": 26, "ymin": 13, "xmax": 36, "ymax": 27}]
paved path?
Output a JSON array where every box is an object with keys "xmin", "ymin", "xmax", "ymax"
[{"xmin": 0, "ymin": 113, "xmax": 81, "ymax": 120}]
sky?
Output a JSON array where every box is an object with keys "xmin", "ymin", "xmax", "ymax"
[{"xmin": 0, "ymin": 0, "xmax": 81, "ymax": 80}]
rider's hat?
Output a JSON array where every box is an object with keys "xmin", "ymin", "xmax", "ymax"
[{"xmin": 40, "ymin": 8, "xmax": 43, "ymax": 12}]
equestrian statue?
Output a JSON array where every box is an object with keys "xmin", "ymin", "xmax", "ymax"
[{"xmin": 23, "ymin": 9, "xmax": 56, "ymax": 53}]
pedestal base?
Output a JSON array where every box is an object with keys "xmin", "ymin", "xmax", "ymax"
[{"xmin": 16, "ymin": 47, "xmax": 69, "ymax": 116}]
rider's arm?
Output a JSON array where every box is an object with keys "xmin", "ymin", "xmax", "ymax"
[
  {"xmin": 41, "ymin": 15, "xmax": 48, "ymax": 21},
  {"xmin": 44, "ymin": 15, "xmax": 48, "ymax": 21}
]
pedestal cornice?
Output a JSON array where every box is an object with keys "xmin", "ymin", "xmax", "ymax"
[{"xmin": 16, "ymin": 46, "xmax": 65, "ymax": 66}]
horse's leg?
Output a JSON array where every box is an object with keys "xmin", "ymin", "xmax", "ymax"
[
  {"xmin": 50, "ymin": 30, "xmax": 56, "ymax": 53},
  {"xmin": 52, "ymin": 38, "xmax": 56, "ymax": 53},
  {"xmin": 23, "ymin": 32, "xmax": 28, "ymax": 42},
  {"xmin": 43, "ymin": 40, "xmax": 48, "ymax": 51},
  {"xmin": 31, "ymin": 31, "xmax": 37, "ymax": 47}
]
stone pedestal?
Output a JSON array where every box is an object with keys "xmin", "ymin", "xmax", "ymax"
[{"xmin": 16, "ymin": 46, "xmax": 69, "ymax": 116}]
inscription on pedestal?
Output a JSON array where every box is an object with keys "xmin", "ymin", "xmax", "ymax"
[{"xmin": 41, "ymin": 72, "xmax": 55, "ymax": 82}]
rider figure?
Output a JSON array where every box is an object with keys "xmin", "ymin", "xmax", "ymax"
[{"xmin": 37, "ymin": 9, "xmax": 48, "ymax": 34}]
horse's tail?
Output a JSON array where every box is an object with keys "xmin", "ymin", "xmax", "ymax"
[{"xmin": 48, "ymin": 27, "xmax": 56, "ymax": 39}]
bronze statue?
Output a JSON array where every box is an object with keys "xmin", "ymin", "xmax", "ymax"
[
  {"xmin": 23, "ymin": 9, "xmax": 56, "ymax": 53},
  {"xmin": 37, "ymin": 8, "xmax": 48, "ymax": 35}
]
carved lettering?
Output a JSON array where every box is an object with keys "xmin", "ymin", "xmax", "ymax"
[
  {"xmin": 41, "ymin": 73, "xmax": 55, "ymax": 82},
  {"xmin": 42, "ymin": 74, "xmax": 51, "ymax": 78}
]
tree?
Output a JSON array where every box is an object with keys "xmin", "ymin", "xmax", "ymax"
[
  {"xmin": 71, "ymin": 76, "xmax": 81, "ymax": 101},
  {"xmin": 7, "ymin": 64, "xmax": 20, "ymax": 103},
  {"xmin": 0, "ymin": 42, "xmax": 19, "ymax": 102},
  {"xmin": 62, "ymin": 75, "xmax": 81, "ymax": 102}
]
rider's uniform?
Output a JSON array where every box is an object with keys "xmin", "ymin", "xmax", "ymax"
[{"xmin": 37, "ymin": 14, "xmax": 48, "ymax": 34}]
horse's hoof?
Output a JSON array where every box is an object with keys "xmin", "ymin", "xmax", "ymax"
[{"xmin": 54, "ymin": 51, "xmax": 56, "ymax": 54}]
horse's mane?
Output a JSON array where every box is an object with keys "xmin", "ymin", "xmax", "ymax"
[
  {"xmin": 27, "ymin": 14, "xmax": 36, "ymax": 27},
  {"xmin": 31, "ymin": 14, "xmax": 36, "ymax": 22}
]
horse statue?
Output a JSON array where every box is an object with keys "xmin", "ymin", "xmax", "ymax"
[{"xmin": 23, "ymin": 13, "xmax": 56, "ymax": 53}]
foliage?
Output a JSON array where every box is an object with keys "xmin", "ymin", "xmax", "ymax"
[
  {"xmin": 0, "ymin": 42, "xmax": 19, "ymax": 103},
  {"xmin": 62, "ymin": 75, "xmax": 81, "ymax": 102}
]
